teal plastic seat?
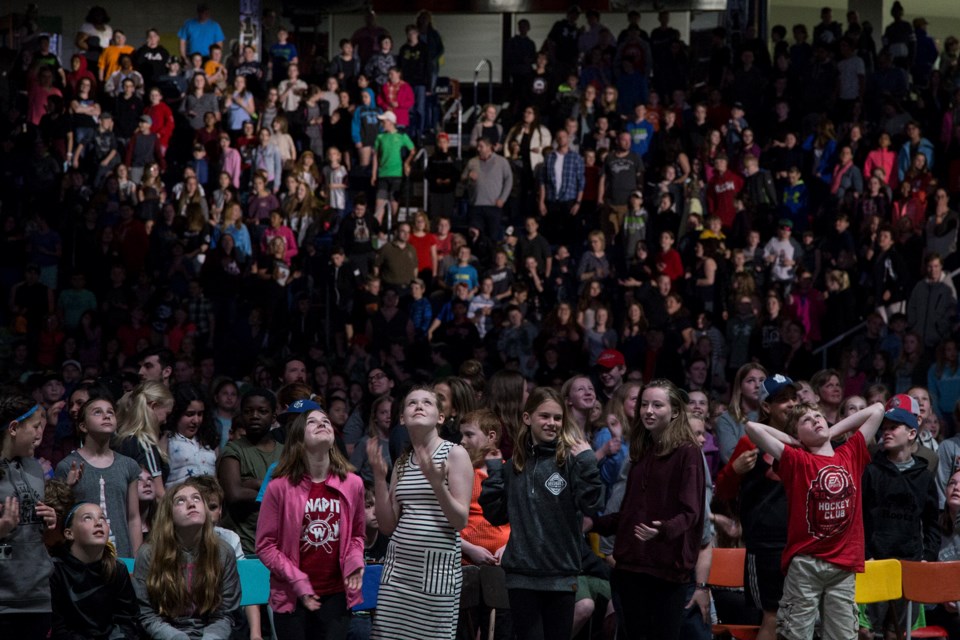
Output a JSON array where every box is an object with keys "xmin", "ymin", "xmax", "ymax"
[{"xmin": 237, "ymin": 558, "xmax": 270, "ymax": 606}]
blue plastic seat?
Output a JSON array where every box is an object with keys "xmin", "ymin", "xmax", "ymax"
[{"xmin": 351, "ymin": 564, "xmax": 383, "ymax": 612}]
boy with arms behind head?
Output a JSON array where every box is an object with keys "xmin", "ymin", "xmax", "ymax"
[{"xmin": 746, "ymin": 401, "xmax": 885, "ymax": 640}]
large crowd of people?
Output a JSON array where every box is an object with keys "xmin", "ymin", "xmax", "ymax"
[{"xmin": 2, "ymin": 1, "xmax": 960, "ymax": 639}]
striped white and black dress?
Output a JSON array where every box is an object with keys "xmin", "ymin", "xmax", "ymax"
[{"xmin": 371, "ymin": 440, "xmax": 462, "ymax": 640}]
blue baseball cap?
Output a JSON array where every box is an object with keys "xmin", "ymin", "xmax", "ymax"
[
  {"xmin": 759, "ymin": 374, "xmax": 799, "ymax": 402},
  {"xmin": 884, "ymin": 394, "xmax": 919, "ymax": 430},
  {"xmin": 283, "ymin": 398, "xmax": 323, "ymax": 415}
]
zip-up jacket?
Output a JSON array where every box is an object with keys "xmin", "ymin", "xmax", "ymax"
[
  {"xmin": 907, "ymin": 279, "xmax": 956, "ymax": 349},
  {"xmin": 862, "ymin": 452, "xmax": 941, "ymax": 561},
  {"xmin": 256, "ymin": 472, "xmax": 366, "ymax": 612},
  {"xmin": 480, "ymin": 445, "xmax": 603, "ymax": 582},
  {"xmin": 351, "ymin": 89, "xmax": 381, "ymax": 147}
]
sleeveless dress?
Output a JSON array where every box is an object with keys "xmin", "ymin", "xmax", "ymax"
[{"xmin": 371, "ymin": 440, "xmax": 461, "ymax": 640}]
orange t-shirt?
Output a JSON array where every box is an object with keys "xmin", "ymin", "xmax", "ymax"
[
  {"xmin": 98, "ymin": 45, "xmax": 133, "ymax": 80},
  {"xmin": 204, "ymin": 60, "xmax": 226, "ymax": 79},
  {"xmin": 461, "ymin": 466, "xmax": 511, "ymax": 563}
]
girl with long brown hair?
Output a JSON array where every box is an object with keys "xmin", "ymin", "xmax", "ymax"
[
  {"xmin": 595, "ymin": 382, "xmax": 640, "ymax": 491},
  {"xmin": 485, "ymin": 370, "xmax": 527, "ymax": 459},
  {"xmin": 593, "ymin": 379, "xmax": 705, "ymax": 640},
  {"xmin": 480, "ymin": 387, "xmax": 601, "ymax": 640},
  {"xmin": 213, "ymin": 201, "xmax": 252, "ymax": 260},
  {"xmin": 348, "ymin": 394, "xmax": 393, "ymax": 484},
  {"xmin": 715, "ymin": 363, "xmax": 767, "ymax": 463},
  {"xmin": 504, "ymin": 105, "xmax": 552, "ymax": 210},
  {"xmin": 283, "ymin": 180, "xmax": 322, "ymax": 248},
  {"xmin": 132, "ymin": 477, "xmax": 240, "ymax": 638},
  {"xmin": 256, "ymin": 409, "xmax": 365, "ymax": 640}
]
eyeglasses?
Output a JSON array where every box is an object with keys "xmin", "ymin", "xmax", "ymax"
[{"xmin": 368, "ymin": 372, "xmax": 386, "ymax": 383}]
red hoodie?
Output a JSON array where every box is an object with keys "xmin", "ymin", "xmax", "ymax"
[
  {"xmin": 144, "ymin": 101, "xmax": 174, "ymax": 147},
  {"xmin": 65, "ymin": 54, "xmax": 97, "ymax": 99},
  {"xmin": 707, "ymin": 169, "xmax": 744, "ymax": 228}
]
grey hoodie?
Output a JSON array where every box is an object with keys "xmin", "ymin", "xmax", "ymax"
[
  {"xmin": 133, "ymin": 538, "xmax": 240, "ymax": 640},
  {"xmin": 0, "ymin": 457, "xmax": 53, "ymax": 615}
]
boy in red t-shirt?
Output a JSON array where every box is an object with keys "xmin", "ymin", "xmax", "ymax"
[{"xmin": 746, "ymin": 401, "xmax": 885, "ymax": 640}]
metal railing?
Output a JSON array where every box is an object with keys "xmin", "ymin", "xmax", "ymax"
[
  {"xmin": 413, "ymin": 147, "xmax": 428, "ymax": 213},
  {"xmin": 812, "ymin": 266, "xmax": 960, "ymax": 369},
  {"xmin": 442, "ymin": 98, "xmax": 464, "ymax": 160},
  {"xmin": 474, "ymin": 59, "xmax": 493, "ymax": 109},
  {"xmin": 812, "ymin": 320, "xmax": 867, "ymax": 370}
]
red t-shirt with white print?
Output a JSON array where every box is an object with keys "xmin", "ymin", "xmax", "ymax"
[
  {"xmin": 299, "ymin": 480, "xmax": 343, "ymax": 596},
  {"xmin": 778, "ymin": 431, "xmax": 871, "ymax": 574}
]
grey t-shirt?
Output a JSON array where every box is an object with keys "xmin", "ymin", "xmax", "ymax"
[
  {"xmin": 55, "ymin": 451, "xmax": 140, "ymax": 557},
  {"xmin": 349, "ymin": 435, "xmax": 392, "ymax": 485},
  {"xmin": 602, "ymin": 151, "xmax": 644, "ymax": 205}
]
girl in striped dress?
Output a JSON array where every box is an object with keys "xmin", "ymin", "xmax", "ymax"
[{"xmin": 367, "ymin": 386, "xmax": 472, "ymax": 639}]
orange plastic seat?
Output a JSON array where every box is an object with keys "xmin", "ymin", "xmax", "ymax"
[
  {"xmin": 900, "ymin": 560, "xmax": 960, "ymax": 640},
  {"xmin": 708, "ymin": 548, "xmax": 761, "ymax": 640}
]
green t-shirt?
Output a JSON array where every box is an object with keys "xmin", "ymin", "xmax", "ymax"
[
  {"xmin": 220, "ymin": 437, "xmax": 284, "ymax": 555},
  {"xmin": 374, "ymin": 131, "xmax": 415, "ymax": 178}
]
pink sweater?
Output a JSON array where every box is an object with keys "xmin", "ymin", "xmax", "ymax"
[
  {"xmin": 864, "ymin": 148, "xmax": 897, "ymax": 187},
  {"xmin": 261, "ymin": 225, "xmax": 299, "ymax": 265},
  {"xmin": 377, "ymin": 81, "xmax": 415, "ymax": 127},
  {"xmin": 221, "ymin": 147, "xmax": 242, "ymax": 189},
  {"xmin": 256, "ymin": 472, "xmax": 366, "ymax": 612}
]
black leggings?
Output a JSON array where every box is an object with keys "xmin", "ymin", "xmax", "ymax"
[
  {"xmin": 612, "ymin": 569, "xmax": 687, "ymax": 640},
  {"xmin": 0, "ymin": 613, "xmax": 51, "ymax": 640},
  {"xmin": 272, "ymin": 592, "xmax": 349, "ymax": 640},
  {"xmin": 507, "ymin": 588, "xmax": 575, "ymax": 640}
]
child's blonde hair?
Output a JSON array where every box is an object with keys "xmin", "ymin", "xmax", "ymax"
[{"xmin": 117, "ymin": 381, "xmax": 174, "ymax": 462}]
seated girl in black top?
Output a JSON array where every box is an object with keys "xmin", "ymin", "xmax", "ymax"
[{"xmin": 50, "ymin": 502, "xmax": 139, "ymax": 639}]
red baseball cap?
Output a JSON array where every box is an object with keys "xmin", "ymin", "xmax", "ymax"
[{"xmin": 596, "ymin": 349, "xmax": 625, "ymax": 369}]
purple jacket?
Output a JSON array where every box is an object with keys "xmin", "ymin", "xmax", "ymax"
[{"xmin": 256, "ymin": 471, "xmax": 366, "ymax": 612}]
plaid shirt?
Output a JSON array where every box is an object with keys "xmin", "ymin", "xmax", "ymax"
[
  {"xmin": 540, "ymin": 149, "xmax": 585, "ymax": 202},
  {"xmin": 187, "ymin": 295, "xmax": 213, "ymax": 335}
]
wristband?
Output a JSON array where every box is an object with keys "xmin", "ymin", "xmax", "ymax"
[{"xmin": 695, "ymin": 582, "xmax": 710, "ymax": 591}]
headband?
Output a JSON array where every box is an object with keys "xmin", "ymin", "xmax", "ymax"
[
  {"xmin": 64, "ymin": 502, "xmax": 96, "ymax": 528},
  {"xmin": 3, "ymin": 404, "xmax": 39, "ymax": 431}
]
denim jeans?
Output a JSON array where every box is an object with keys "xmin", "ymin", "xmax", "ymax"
[
  {"xmin": 679, "ymin": 583, "xmax": 712, "ymax": 640},
  {"xmin": 411, "ymin": 84, "xmax": 427, "ymax": 139}
]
